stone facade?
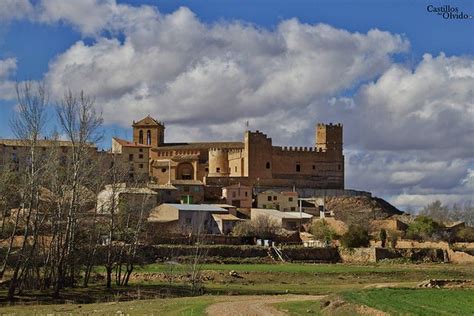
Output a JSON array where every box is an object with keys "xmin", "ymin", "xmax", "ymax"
[
  {"xmin": 222, "ymin": 184, "xmax": 252, "ymax": 208},
  {"xmin": 256, "ymin": 190, "xmax": 299, "ymax": 211},
  {"xmin": 111, "ymin": 137, "xmax": 151, "ymax": 181},
  {"xmin": 130, "ymin": 116, "xmax": 344, "ymax": 191}
]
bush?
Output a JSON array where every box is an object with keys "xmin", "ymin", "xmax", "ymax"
[
  {"xmin": 232, "ymin": 221, "xmax": 255, "ymax": 237},
  {"xmin": 455, "ymin": 227, "xmax": 474, "ymax": 242},
  {"xmin": 341, "ymin": 225, "xmax": 370, "ymax": 248},
  {"xmin": 310, "ymin": 219, "xmax": 338, "ymax": 242},
  {"xmin": 379, "ymin": 229, "xmax": 387, "ymax": 248},
  {"xmin": 232, "ymin": 215, "xmax": 278, "ymax": 239},
  {"xmin": 405, "ymin": 216, "xmax": 441, "ymax": 241}
]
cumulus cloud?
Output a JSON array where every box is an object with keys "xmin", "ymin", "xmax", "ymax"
[
  {"xmin": 44, "ymin": 7, "xmax": 409, "ymax": 129},
  {"xmin": 0, "ymin": 58, "xmax": 17, "ymax": 100},
  {"xmin": 0, "ymin": 0, "xmax": 33, "ymax": 22},
  {"xmin": 37, "ymin": 0, "xmax": 158, "ymax": 36},
  {"xmin": 3, "ymin": 0, "xmax": 473, "ymax": 210}
]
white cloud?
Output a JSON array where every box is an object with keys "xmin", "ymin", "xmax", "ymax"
[
  {"xmin": 0, "ymin": 0, "xmax": 33, "ymax": 22},
  {"xmin": 37, "ymin": 0, "xmax": 159, "ymax": 36},
  {"xmin": 0, "ymin": 58, "xmax": 17, "ymax": 100},
  {"xmin": 44, "ymin": 7, "xmax": 409, "ymax": 130}
]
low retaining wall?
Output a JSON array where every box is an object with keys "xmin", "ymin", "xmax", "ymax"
[
  {"xmin": 138, "ymin": 245, "xmax": 340, "ymax": 263},
  {"xmin": 339, "ymin": 247, "xmax": 446, "ymax": 263},
  {"xmin": 281, "ymin": 247, "xmax": 340, "ymax": 263}
]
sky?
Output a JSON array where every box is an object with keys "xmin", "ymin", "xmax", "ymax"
[{"xmin": 0, "ymin": 0, "xmax": 473, "ymax": 211}]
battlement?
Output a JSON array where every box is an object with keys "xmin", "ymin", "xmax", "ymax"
[
  {"xmin": 156, "ymin": 149, "xmax": 200, "ymax": 157},
  {"xmin": 247, "ymin": 130, "xmax": 271, "ymax": 139},
  {"xmin": 209, "ymin": 148, "xmax": 228, "ymax": 152},
  {"xmin": 317, "ymin": 122, "xmax": 342, "ymax": 128},
  {"xmin": 273, "ymin": 146, "xmax": 333, "ymax": 153}
]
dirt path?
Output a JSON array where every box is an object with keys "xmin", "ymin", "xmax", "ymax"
[{"xmin": 205, "ymin": 294, "xmax": 324, "ymax": 316}]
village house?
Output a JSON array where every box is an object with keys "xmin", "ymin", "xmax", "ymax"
[
  {"xmin": 251, "ymin": 208, "xmax": 313, "ymax": 231},
  {"xmin": 222, "ymin": 184, "xmax": 252, "ymax": 208},
  {"xmin": 97, "ymin": 183, "xmax": 159, "ymax": 216},
  {"xmin": 256, "ymin": 190, "xmax": 299, "ymax": 211},
  {"xmin": 148, "ymin": 203, "xmax": 241, "ymax": 234},
  {"xmin": 111, "ymin": 137, "xmax": 151, "ymax": 182}
]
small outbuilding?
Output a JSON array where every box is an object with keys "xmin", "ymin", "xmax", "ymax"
[{"xmin": 251, "ymin": 208, "xmax": 313, "ymax": 230}]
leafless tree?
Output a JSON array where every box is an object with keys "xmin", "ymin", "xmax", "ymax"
[
  {"xmin": 52, "ymin": 90, "xmax": 103, "ymax": 296},
  {"xmin": 6, "ymin": 81, "xmax": 48, "ymax": 301}
]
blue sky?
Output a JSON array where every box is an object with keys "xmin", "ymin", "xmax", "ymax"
[{"xmin": 0, "ymin": 0, "xmax": 473, "ymax": 209}]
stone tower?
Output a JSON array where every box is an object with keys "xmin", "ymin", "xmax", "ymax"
[
  {"xmin": 315, "ymin": 123, "xmax": 343, "ymax": 153},
  {"xmin": 132, "ymin": 115, "xmax": 165, "ymax": 147},
  {"xmin": 208, "ymin": 148, "xmax": 230, "ymax": 177}
]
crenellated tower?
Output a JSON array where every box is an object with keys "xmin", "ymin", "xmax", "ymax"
[{"xmin": 315, "ymin": 123, "xmax": 343, "ymax": 153}]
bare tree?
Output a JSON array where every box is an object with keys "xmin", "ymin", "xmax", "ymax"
[
  {"xmin": 53, "ymin": 90, "xmax": 103, "ymax": 296},
  {"xmin": 7, "ymin": 81, "xmax": 48, "ymax": 301}
]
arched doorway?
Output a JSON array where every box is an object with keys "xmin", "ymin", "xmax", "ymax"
[{"xmin": 176, "ymin": 163, "xmax": 194, "ymax": 180}]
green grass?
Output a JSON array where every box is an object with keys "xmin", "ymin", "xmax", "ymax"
[
  {"xmin": 342, "ymin": 288, "xmax": 474, "ymax": 315},
  {"xmin": 0, "ymin": 296, "xmax": 215, "ymax": 315},
  {"xmin": 3, "ymin": 263, "xmax": 474, "ymax": 314},
  {"xmin": 126, "ymin": 263, "xmax": 474, "ymax": 296},
  {"xmin": 273, "ymin": 300, "xmax": 322, "ymax": 315},
  {"xmin": 135, "ymin": 262, "xmax": 474, "ymax": 275}
]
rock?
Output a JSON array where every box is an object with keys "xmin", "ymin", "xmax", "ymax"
[{"xmin": 229, "ymin": 270, "xmax": 240, "ymax": 278}]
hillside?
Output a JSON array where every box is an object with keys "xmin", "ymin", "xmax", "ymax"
[{"xmin": 324, "ymin": 195, "xmax": 404, "ymax": 226}]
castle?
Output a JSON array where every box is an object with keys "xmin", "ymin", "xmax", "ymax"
[{"xmin": 111, "ymin": 116, "xmax": 344, "ymax": 189}]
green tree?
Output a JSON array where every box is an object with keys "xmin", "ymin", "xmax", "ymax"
[
  {"xmin": 379, "ymin": 229, "xmax": 387, "ymax": 248},
  {"xmin": 310, "ymin": 219, "xmax": 338, "ymax": 243},
  {"xmin": 405, "ymin": 216, "xmax": 441, "ymax": 241},
  {"xmin": 341, "ymin": 225, "xmax": 370, "ymax": 248}
]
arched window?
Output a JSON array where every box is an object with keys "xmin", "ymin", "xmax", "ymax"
[
  {"xmin": 266, "ymin": 162, "xmax": 271, "ymax": 169},
  {"xmin": 139, "ymin": 130, "xmax": 144, "ymax": 144},
  {"xmin": 146, "ymin": 130, "xmax": 151, "ymax": 145}
]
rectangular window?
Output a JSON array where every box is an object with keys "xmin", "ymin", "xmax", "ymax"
[
  {"xmin": 267, "ymin": 196, "xmax": 272, "ymax": 202},
  {"xmin": 216, "ymin": 167, "xmax": 220, "ymax": 173},
  {"xmin": 338, "ymin": 164, "xmax": 342, "ymax": 170},
  {"xmin": 289, "ymin": 197, "xmax": 293, "ymax": 202},
  {"xmin": 291, "ymin": 207, "xmax": 296, "ymax": 211},
  {"xmin": 312, "ymin": 165, "xmax": 316, "ymax": 170},
  {"xmin": 296, "ymin": 164, "xmax": 301, "ymax": 172},
  {"xmin": 129, "ymin": 154, "xmax": 133, "ymax": 161},
  {"xmin": 232, "ymin": 191, "xmax": 237, "ymax": 198},
  {"xmin": 234, "ymin": 166, "xmax": 237, "ymax": 172},
  {"xmin": 244, "ymin": 191, "xmax": 248, "ymax": 197},
  {"xmin": 139, "ymin": 154, "xmax": 144, "ymax": 159},
  {"xmin": 273, "ymin": 196, "xmax": 277, "ymax": 201},
  {"xmin": 139, "ymin": 148, "xmax": 143, "ymax": 152},
  {"xmin": 139, "ymin": 163, "xmax": 143, "ymax": 169}
]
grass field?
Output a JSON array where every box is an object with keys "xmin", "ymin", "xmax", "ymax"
[
  {"xmin": 2, "ymin": 263, "xmax": 474, "ymax": 315},
  {"xmin": 0, "ymin": 296, "xmax": 217, "ymax": 315},
  {"xmin": 129, "ymin": 262, "xmax": 474, "ymax": 296},
  {"xmin": 342, "ymin": 288, "xmax": 474, "ymax": 315}
]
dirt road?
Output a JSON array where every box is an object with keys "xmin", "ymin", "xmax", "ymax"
[{"xmin": 205, "ymin": 294, "xmax": 324, "ymax": 316}]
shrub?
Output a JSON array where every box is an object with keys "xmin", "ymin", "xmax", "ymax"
[
  {"xmin": 405, "ymin": 216, "xmax": 441, "ymax": 241},
  {"xmin": 455, "ymin": 227, "xmax": 474, "ymax": 242},
  {"xmin": 232, "ymin": 221, "xmax": 255, "ymax": 237},
  {"xmin": 341, "ymin": 225, "xmax": 370, "ymax": 248},
  {"xmin": 379, "ymin": 229, "xmax": 387, "ymax": 248},
  {"xmin": 232, "ymin": 215, "xmax": 278, "ymax": 239},
  {"xmin": 310, "ymin": 219, "xmax": 338, "ymax": 242}
]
